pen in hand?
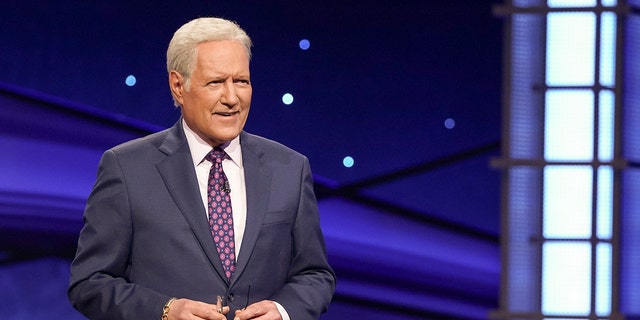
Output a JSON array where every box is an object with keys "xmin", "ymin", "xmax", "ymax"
[{"xmin": 216, "ymin": 295, "xmax": 223, "ymax": 314}]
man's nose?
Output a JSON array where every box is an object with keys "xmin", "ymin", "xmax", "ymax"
[{"xmin": 220, "ymin": 81, "xmax": 239, "ymax": 106}]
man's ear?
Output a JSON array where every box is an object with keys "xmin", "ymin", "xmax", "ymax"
[{"xmin": 169, "ymin": 70, "xmax": 185, "ymax": 106}]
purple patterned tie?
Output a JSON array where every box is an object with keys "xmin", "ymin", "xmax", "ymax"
[{"xmin": 206, "ymin": 148, "xmax": 236, "ymax": 279}]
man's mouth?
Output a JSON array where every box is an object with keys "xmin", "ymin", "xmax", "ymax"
[{"xmin": 214, "ymin": 111, "xmax": 239, "ymax": 117}]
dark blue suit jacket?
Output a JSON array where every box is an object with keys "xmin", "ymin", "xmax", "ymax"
[{"xmin": 68, "ymin": 120, "xmax": 335, "ymax": 320}]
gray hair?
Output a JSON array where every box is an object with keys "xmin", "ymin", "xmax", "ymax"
[{"xmin": 166, "ymin": 17, "xmax": 252, "ymax": 105}]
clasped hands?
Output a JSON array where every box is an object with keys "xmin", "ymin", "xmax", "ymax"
[{"xmin": 166, "ymin": 296, "xmax": 282, "ymax": 320}]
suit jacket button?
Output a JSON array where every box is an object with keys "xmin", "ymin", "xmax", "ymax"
[{"xmin": 228, "ymin": 293, "xmax": 235, "ymax": 302}]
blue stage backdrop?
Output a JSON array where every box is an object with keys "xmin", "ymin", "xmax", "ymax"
[{"xmin": 0, "ymin": 1, "xmax": 503, "ymax": 319}]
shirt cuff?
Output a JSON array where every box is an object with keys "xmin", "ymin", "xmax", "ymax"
[{"xmin": 273, "ymin": 301, "xmax": 290, "ymax": 320}]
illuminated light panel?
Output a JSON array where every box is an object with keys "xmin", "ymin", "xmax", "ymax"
[
  {"xmin": 600, "ymin": 12, "xmax": 617, "ymax": 87},
  {"xmin": 597, "ymin": 166, "xmax": 613, "ymax": 239},
  {"xmin": 599, "ymin": 90, "xmax": 615, "ymax": 161},
  {"xmin": 543, "ymin": 166, "xmax": 593, "ymax": 239},
  {"xmin": 597, "ymin": 243, "xmax": 612, "ymax": 315},
  {"xmin": 548, "ymin": 0, "xmax": 596, "ymax": 7},
  {"xmin": 546, "ymin": 12, "xmax": 596, "ymax": 86},
  {"xmin": 506, "ymin": 167, "xmax": 540, "ymax": 311},
  {"xmin": 542, "ymin": 242, "xmax": 592, "ymax": 315},
  {"xmin": 544, "ymin": 90, "xmax": 594, "ymax": 161}
]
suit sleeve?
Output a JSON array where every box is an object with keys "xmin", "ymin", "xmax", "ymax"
[
  {"xmin": 271, "ymin": 157, "xmax": 336, "ymax": 320},
  {"xmin": 68, "ymin": 150, "xmax": 169, "ymax": 320}
]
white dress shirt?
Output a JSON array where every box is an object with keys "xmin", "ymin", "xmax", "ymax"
[{"xmin": 182, "ymin": 119, "xmax": 247, "ymax": 256}]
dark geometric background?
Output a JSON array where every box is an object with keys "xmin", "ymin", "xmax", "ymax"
[{"xmin": 0, "ymin": 1, "xmax": 504, "ymax": 319}]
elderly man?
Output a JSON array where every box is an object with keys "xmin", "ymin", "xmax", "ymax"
[{"xmin": 68, "ymin": 17, "xmax": 335, "ymax": 320}]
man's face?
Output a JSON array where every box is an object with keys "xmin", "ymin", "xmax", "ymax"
[{"xmin": 171, "ymin": 40, "xmax": 252, "ymax": 147}]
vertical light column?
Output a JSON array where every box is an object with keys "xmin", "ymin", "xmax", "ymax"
[
  {"xmin": 542, "ymin": 1, "xmax": 620, "ymax": 316},
  {"xmin": 491, "ymin": 0, "xmax": 625, "ymax": 319},
  {"xmin": 501, "ymin": 1, "xmax": 545, "ymax": 314}
]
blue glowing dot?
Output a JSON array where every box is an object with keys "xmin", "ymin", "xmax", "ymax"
[
  {"xmin": 282, "ymin": 93, "xmax": 294, "ymax": 105},
  {"xmin": 444, "ymin": 118, "xmax": 456, "ymax": 129},
  {"xmin": 343, "ymin": 156, "xmax": 355, "ymax": 168},
  {"xmin": 299, "ymin": 39, "xmax": 310, "ymax": 50},
  {"xmin": 125, "ymin": 75, "xmax": 137, "ymax": 87}
]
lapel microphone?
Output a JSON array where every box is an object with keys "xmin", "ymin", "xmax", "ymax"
[{"xmin": 222, "ymin": 180, "xmax": 231, "ymax": 194}]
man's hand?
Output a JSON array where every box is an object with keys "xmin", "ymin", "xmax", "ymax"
[
  {"xmin": 168, "ymin": 298, "xmax": 229, "ymax": 320},
  {"xmin": 233, "ymin": 300, "xmax": 282, "ymax": 320}
]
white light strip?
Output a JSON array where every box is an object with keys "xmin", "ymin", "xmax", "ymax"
[
  {"xmin": 548, "ymin": 0, "xmax": 596, "ymax": 7},
  {"xmin": 600, "ymin": 12, "xmax": 617, "ymax": 87},
  {"xmin": 597, "ymin": 243, "xmax": 612, "ymax": 315}
]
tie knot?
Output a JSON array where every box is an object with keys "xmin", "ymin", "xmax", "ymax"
[{"xmin": 206, "ymin": 147, "xmax": 227, "ymax": 163}]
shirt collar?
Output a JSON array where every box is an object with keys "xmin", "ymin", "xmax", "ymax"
[{"xmin": 182, "ymin": 118, "xmax": 243, "ymax": 168}]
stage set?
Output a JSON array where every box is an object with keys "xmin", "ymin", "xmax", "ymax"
[{"xmin": 0, "ymin": 1, "xmax": 506, "ymax": 319}]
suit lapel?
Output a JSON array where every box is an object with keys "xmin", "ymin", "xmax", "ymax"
[
  {"xmin": 156, "ymin": 121, "xmax": 228, "ymax": 282},
  {"xmin": 232, "ymin": 132, "xmax": 271, "ymax": 284}
]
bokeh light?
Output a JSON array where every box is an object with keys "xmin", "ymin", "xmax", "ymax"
[
  {"xmin": 125, "ymin": 75, "xmax": 137, "ymax": 87},
  {"xmin": 299, "ymin": 39, "xmax": 311, "ymax": 50},
  {"xmin": 343, "ymin": 156, "xmax": 354, "ymax": 168},
  {"xmin": 282, "ymin": 93, "xmax": 294, "ymax": 105},
  {"xmin": 444, "ymin": 118, "xmax": 456, "ymax": 129}
]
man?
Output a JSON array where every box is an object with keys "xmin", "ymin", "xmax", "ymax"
[{"xmin": 68, "ymin": 17, "xmax": 335, "ymax": 320}]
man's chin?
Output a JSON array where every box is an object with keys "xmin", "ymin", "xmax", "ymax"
[{"xmin": 204, "ymin": 131, "xmax": 241, "ymax": 146}]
